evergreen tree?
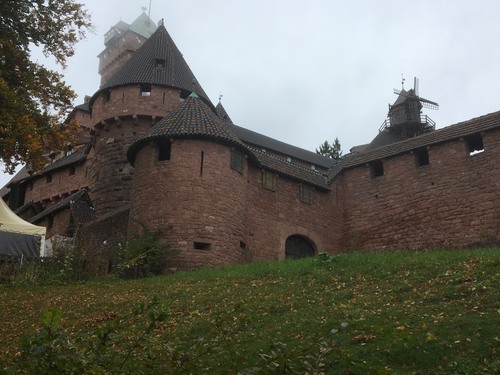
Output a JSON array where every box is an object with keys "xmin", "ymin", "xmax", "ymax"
[{"xmin": 315, "ymin": 137, "xmax": 342, "ymax": 159}]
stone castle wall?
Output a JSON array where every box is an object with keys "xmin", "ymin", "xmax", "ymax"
[
  {"xmin": 130, "ymin": 139, "xmax": 250, "ymax": 269},
  {"xmin": 341, "ymin": 128, "xmax": 500, "ymax": 251},
  {"xmin": 24, "ymin": 158, "xmax": 92, "ymax": 205},
  {"xmin": 89, "ymin": 86, "xmax": 183, "ymax": 216}
]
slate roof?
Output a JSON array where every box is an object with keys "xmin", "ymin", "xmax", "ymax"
[
  {"xmin": 328, "ymin": 110, "xmax": 500, "ymax": 181},
  {"xmin": 42, "ymin": 143, "xmax": 91, "ymax": 174},
  {"xmin": 230, "ymin": 124, "xmax": 335, "ymax": 169},
  {"xmin": 251, "ymin": 149, "xmax": 329, "ymax": 190},
  {"xmin": 128, "ymin": 94, "xmax": 246, "ymax": 163},
  {"xmin": 92, "ymin": 23, "xmax": 211, "ymax": 106},
  {"xmin": 30, "ymin": 189, "xmax": 95, "ymax": 225}
]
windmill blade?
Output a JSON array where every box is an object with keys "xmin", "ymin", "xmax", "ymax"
[
  {"xmin": 394, "ymin": 88, "xmax": 402, "ymax": 95},
  {"xmin": 414, "ymin": 77, "xmax": 419, "ymax": 96},
  {"xmin": 419, "ymin": 96, "xmax": 439, "ymax": 110}
]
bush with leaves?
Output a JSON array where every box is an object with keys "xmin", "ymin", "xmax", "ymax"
[{"xmin": 116, "ymin": 223, "xmax": 169, "ymax": 278}]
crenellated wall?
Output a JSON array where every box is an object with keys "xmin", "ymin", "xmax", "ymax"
[{"xmin": 341, "ymin": 128, "xmax": 500, "ymax": 250}]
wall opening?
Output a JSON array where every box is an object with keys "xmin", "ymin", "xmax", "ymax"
[
  {"xmin": 103, "ymin": 90, "xmax": 111, "ymax": 102},
  {"xmin": 415, "ymin": 147, "xmax": 429, "ymax": 166},
  {"xmin": 262, "ymin": 170, "xmax": 276, "ymax": 191},
  {"xmin": 231, "ymin": 149, "xmax": 244, "ymax": 174},
  {"xmin": 370, "ymin": 160, "xmax": 384, "ymax": 178},
  {"xmin": 157, "ymin": 139, "xmax": 171, "ymax": 161},
  {"xmin": 285, "ymin": 235, "xmax": 315, "ymax": 260},
  {"xmin": 299, "ymin": 184, "xmax": 313, "ymax": 204},
  {"xmin": 194, "ymin": 241, "xmax": 211, "ymax": 251},
  {"xmin": 466, "ymin": 133, "xmax": 484, "ymax": 155},
  {"xmin": 140, "ymin": 83, "xmax": 151, "ymax": 97}
]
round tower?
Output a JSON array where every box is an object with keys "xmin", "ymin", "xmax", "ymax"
[
  {"xmin": 127, "ymin": 94, "xmax": 251, "ymax": 269},
  {"xmin": 88, "ymin": 22, "xmax": 212, "ymax": 216}
]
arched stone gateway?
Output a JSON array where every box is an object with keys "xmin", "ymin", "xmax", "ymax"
[{"xmin": 285, "ymin": 235, "xmax": 315, "ymax": 259}]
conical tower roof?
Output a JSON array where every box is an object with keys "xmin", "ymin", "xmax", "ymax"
[
  {"xmin": 92, "ymin": 23, "xmax": 211, "ymax": 105},
  {"xmin": 127, "ymin": 93, "xmax": 245, "ymax": 164}
]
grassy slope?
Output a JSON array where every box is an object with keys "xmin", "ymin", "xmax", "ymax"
[{"xmin": 0, "ymin": 248, "xmax": 499, "ymax": 374}]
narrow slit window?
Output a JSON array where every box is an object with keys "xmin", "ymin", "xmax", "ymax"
[
  {"xmin": 69, "ymin": 166, "xmax": 76, "ymax": 176},
  {"xmin": 200, "ymin": 151, "xmax": 204, "ymax": 177},
  {"xmin": 370, "ymin": 160, "xmax": 384, "ymax": 178},
  {"xmin": 466, "ymin": 133, "xmax": 484, "ymax": 155},
  {"xmin": 140, "ymin": 83, "xmax": 151, "ymax": 97},
  {"xmin": 415, "ymin": 148, "xmax": 429, "ymax": 166},
  {"xmin": 158, "ymin": 139, "xmax": 171, "ymax": 161},
  {"xmin": 46, "ymin": 174, "xmax": 52, "ymax": 183},
  {"xmin": 262, "ymin": 170, "xmax": 276, "ymax": 191}
]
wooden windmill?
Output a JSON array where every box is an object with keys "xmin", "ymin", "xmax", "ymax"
[{"xmin": 382, "ymin": 77, "xmax": 439, "ymax": 138}]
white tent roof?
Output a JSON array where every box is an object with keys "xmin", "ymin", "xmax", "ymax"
[{"xmin": 0, "ymin": 198, "xmax": 46, "ymax": 236}]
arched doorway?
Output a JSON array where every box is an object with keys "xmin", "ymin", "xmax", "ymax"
[{"xmin": 285, "ymin": 235, "xmax": 315, "ymax": 260}]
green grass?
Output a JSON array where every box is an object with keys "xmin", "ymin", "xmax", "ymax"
[{"xmin": 1, "ymin": 248, "xmax": 499, "ymax": 374}]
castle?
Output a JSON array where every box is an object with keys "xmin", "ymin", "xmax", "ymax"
[{"xmin": 2, "ymin": 13, "xmax": 499, "ymax": 271}]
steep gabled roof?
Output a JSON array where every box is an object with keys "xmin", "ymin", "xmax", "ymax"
[
  {"xmin": 127, "ymin": 93, "xmax": 245, "ymax": 163},
  {"xmin": 93, "ymin": 23, "xmax": 211, "ymax": 105},
  {"xmin": 30, "ymin": 189, "xmax": 95, "ymax": 225}
]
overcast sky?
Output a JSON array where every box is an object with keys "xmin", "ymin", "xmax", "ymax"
[{"xmin": 2, "ymin": 0, "xmax": 500, "ymax": 187}]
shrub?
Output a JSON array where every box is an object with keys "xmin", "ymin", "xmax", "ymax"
[{"xmin": 115, "ymin": 222, "xmax": 169, "ymax": 278}]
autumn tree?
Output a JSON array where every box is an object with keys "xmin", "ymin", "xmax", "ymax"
[
  {"xmin": 0, "ymin": 0, "xmax": 92, "ymax": 173},
  {"xmin": 316, "ymin": 137, "xmax": 342, "ymax": 159}
]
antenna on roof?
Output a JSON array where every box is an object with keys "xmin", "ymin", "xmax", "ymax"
[
  {"xmin": 401, "ymin": 73, "xmax": 405, "ymax": 90},
  {"xmin": 219, "ymin": 93, "xmax": 223, "ymax": 102}
]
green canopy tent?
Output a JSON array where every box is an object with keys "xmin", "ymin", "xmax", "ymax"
[{"xmin": 0, "ymin": 198, "xmax": 46, "ymax": 258}]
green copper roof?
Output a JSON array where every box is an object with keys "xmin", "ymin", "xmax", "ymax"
[{"xmin": 129, "ymin": 12, "xmax": 157, "ymax": 39}]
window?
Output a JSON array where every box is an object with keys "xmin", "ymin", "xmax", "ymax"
[
  {"xmin": 155, "ymin": 58, "xmax": 166, "ymax": 69},
  {"xmin": 262, "ymin": 170, "xmax": 276, "ymax": 191},
  {"xmin": 140, "ymin": 83, "xmax": 151, "ymax": 96},
  {"xmin": 299, "ymin": 184, "xmax": 313, "ymax": 204},
  {"xmin": 46, "ymin": 174, "xmax": 52, "ymax": 183},
  {"xmin": 231, "ymin": 149, "xmax": 244, "ymax": 174},
  {"xmin": 415, "ymin": 148, "xmax": 429, "ymax": 166},
  {"xmin": 370, "ymin": 160, "xmax": 384, "ymax": 178},
  {"xmin": 103, "ymin": 90, "xmax": 111, "ymax": 102},
  {"xmin": 194, "ymin": 241, "xmax": 211, "ymax": 250},
  {"xmin": 69, "ymin": 166, "xmax": 76, "ymax": 176},
  {"xmin": 466, "ymin": 133, "xmax": 484, "ymax": 155},
  {"xmin": 158, "ymin": 139, "xmax": 171, "ymax": 161}
]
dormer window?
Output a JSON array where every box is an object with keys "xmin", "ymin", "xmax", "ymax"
[
  {"xmin": 140, "ymin": 83, "xmax": 151, "ymax": 97},
  {"xmin": 155, "ymin": 58, "xmax": 166, "ymax": 69}
]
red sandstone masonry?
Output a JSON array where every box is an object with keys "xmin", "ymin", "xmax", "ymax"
[
  {"xmin": 130, "ymin": 140, "xmax": 249, "ymax": 269},
  {"xmin": 341, "ymin": 128, "xmax": 500, "ymax": 250},
  {"xmin": 90, "ymin": 86, "xmax": 184, "ymax": 216}
]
